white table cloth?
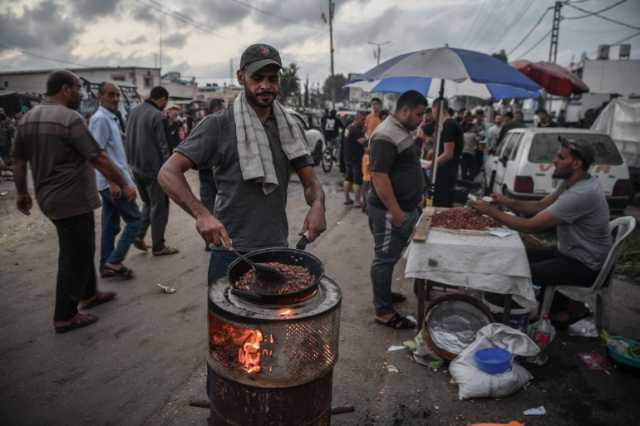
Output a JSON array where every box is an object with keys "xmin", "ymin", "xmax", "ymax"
[{"xmin": 405, "ymin": 226, "xmax": 538, "ymax": 310}]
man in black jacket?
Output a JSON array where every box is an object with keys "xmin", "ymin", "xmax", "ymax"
[{"xmin": 126, "ymin": 86, "xmax": 179, "ymax": 256}]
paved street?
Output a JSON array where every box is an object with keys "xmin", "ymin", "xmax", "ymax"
[{"xmin": 1, "ymin": 168, "xmax": 640, "ymax": 426}]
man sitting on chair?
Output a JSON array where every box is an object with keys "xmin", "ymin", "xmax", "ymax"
[{"xmin": 470, "ymin": 137, "xmax": 612, "ymax": 326}]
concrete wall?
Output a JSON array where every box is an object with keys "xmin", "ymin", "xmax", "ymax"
[
  {"xmin": 0, "ymin": 67, "xmax": 161, "ymax": 98},
  {"xmin": 581, "ymin": 60, "xmax": 640, "ymax": 96}
]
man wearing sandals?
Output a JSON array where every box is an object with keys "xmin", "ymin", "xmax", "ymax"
[
  {"xmin": 90, "ymin": 82, "xmax": 142, "ymax": 279},
  {"xmin": 126, "ymin": 86, "xmax": 179, "ymax": 256},
  {"xmin": 12, "ymin": 71, "xmax": 136, "ymax": 333},
  {"xmin": 368, "ymin": 90, "xmax": 427, "ymax": 329}
]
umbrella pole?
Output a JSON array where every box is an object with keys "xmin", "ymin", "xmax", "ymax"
[{"xmin": 427, "ymin": 79, "xmax": 446, "ymax": 207}]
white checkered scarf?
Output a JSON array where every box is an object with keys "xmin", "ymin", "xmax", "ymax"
[{"xmin": 233, "ymin": 91, "xmax": 309, "ymax": 195}]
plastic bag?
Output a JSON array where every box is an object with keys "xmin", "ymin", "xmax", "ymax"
[{"xmin": 450, "ymin": 323, "xmax": 540, "ymax": 400}]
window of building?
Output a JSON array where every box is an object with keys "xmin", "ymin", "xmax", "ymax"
[
  {"xmin": 3, "ymin": 81, "xmax": 8, "ymax": 88},
  {"xmin": 112, "ymin": 74, "xmax": 125, "ymax": 81},
  {"xmin": 144, "ymin": 77, "xmax": 152, "ymax": 88}
]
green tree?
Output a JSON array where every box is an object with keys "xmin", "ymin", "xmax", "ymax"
[
  {"xmin": 322, "ymin": 73, "xmax": 349, "ymax": 103},
  {"xmin": 280, "ymin": 63, "xmax": 300, "ymax": 105},
  {"xmin": 492, "ymin": 49, "xmax": 508, "ymax": 63}
]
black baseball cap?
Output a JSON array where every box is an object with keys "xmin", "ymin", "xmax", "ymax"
[
  {"xmin": 240, "ymin": 43, "xmax": 282, "ymax": 74},
  {"xmin": 559, "ymin": 136, "xmax": 596, "ymax": 167}
]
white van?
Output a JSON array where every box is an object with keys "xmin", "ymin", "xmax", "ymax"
[{"xmin": 483, "ymin": 128, "xmax": 631, "ymax": 212}]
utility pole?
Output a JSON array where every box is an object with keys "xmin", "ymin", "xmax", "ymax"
[
  {"xmin": 549, "ymin": 1, "xmax": 562, "ymax": 64},
  {"xmin": 322, "ymin": 0, "xmax": 336, "ymax": 107},
  {"xmin": 229, "ymin": 59, "xmax": 234, "ymax": 83},
  {"xmin": 159, "ymin": 11, "xmax": 163, "ymax": 74},
  {"xmin": 368, "ymin": 41, "xmax": 391, "ymax": 65}
]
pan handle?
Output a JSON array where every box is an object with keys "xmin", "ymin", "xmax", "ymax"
[{"xmin": 296, "ymin": 232, "xmax": 310, "ymax": 250}]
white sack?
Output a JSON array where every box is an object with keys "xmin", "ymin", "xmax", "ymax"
[{"xmin": 449, "ymin": 323, "xmax": 540, "ymax": 400}]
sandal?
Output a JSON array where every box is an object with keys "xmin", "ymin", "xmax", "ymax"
[
  {"xmin": 153, "ymin": 246, "xmax": 180, "ymax": 256},
  {"xmin": 391, "ymin": 292, "xmax": 406, "ymax": 303},
  {"xmin": 101, "ymin": 265, "xmax": 134, "ymax": 280},
  {"xmin": 375, "ymin": 312, "xmax": 416, "ymax": 330},
  {"xmin": 54, "ymin": 312, "xmax": 98, "ymax": 333},
  {"xmin": 344, "ymin": 199, "xmax": 354, "ymax": 205},
  {"xmin": 79, "ymin": 291, "xmax": 116, "ymax": 310}
]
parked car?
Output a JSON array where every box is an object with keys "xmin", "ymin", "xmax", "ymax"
[
  {"xmin": 483, "ymin": 128, "xmax": 631, "ymax": 212},
  {"xmin": 288, "ymin": 109, "xmax": 325, "ymax": 166}
]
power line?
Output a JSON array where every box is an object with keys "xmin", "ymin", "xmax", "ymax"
[
  {"xmin": 516, "ymin": 29, "xmax": 552, "ymax": 59},
  {"xmin": 468, "ymin": 0, "xmax": 502, "ymax": 50},
  {"xmin": 565, "ymin": 3, "xmax": 640, "ymax": 30},
  {"xmin": 226, "ymin": 0, "xmax": 323, "ymax": 29},
  {"xmin": 563, "ymin": 0, "xmax": 626, "ymax": 20},
  {"xmin": 507, "ymin": 6, "xmax": 553, "ymax": 56},
  {"xmin": 141, "ymin": 0, "xmax": 229, "ymax": 38},
  {"xmin": 490, "ymin": 0, "xmax": 535, "ymax": 52},
  {"xmin": 460, "ymin": 0, "xmax": 489, "ymax": 48},
  {"xmin": 0, "ymin": 42, "xmax": 91, "ymax": 68},
  {"xmin": 610, "ymin": 30, "xmax": 640, "ymax": 45}
]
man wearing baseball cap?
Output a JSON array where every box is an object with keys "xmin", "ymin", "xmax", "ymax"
[
  {"xmin": 158, "ymin": 43, "xmax": 326, "ymax": 395},
  {"xmin": 470, "ymin": 136, "xmax": 612, "ymax": 326}
]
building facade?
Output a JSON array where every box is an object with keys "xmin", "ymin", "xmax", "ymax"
[{"xmin": 0, "ymin": 66, "xmax": 161, "ymax": 98}]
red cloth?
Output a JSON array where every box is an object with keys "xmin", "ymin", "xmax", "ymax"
[{"xmin": 511, "ymin": 60, "xmax": 589, "ymax": 97}]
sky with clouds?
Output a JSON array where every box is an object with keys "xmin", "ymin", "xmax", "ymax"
[{"xmin": 0, "ymin": 0, "xmax": 638, "ymax": 88}]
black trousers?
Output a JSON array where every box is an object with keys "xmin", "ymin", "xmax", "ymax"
[
  {"xmin": 433, "ymin": 170, "xmax": 456, "ymax": 207},
  {"xmin": 526, "ymin": 247, "xmax": 599, "ymax": 311},
  {"xmin": 134, "ymin": 173, "xmax": 170, "ymax": 252},
  {"xmin": 52, "ymin": 212, "xmax": 97, "ymax": 321}
]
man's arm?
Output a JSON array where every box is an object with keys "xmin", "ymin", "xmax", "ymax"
[
  {"xmin": 371, "ymin": 172, "xmax": 405, "ymax": 226},
  {"xmin": 154, "ymin": 114, "xmax": 171, "ymax": 162},
  {"xmin": 158, "ymin": 153, "xmax": 230, "ymax": 246},
  {"xmin": 492, "ymin": 191, "xmax": 558, "ymax": 216},
  {"xmin": 12, "ymin": 158, "xmax": 32, "ymax": 215},
  {"xmin": 295, "ymin": 166, "xmax": 326, "ymax": 241},
  {"xmin": 470, "ymin": 201, "xmax": 561, "ymax": 233},
  {"xmin": 434, "ymin": 141, "xmax": 454, "ymax": 166},
  {"xmin": 91, "ymin": 152, "xmax": 137, "ymax": 201}
]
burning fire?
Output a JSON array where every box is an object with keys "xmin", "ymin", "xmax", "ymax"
[
  {"xmin": 238, "ymin": 329, "xmax": 263, "ymax": 374},
  {"xmin": 209, "ymin": 315, "xmax": 266, "ymax": 374},
  {"xmin": 278, "ymin": 308, "xmax": 293, "ymax": 318}
]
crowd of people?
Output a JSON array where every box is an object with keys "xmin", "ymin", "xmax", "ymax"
[{"xmin": 7, "ymin": 39, "xmax": 610, "ymax": 341}]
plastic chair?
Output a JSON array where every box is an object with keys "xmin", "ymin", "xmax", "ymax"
[{"xmin": 539, "ymin": 216, "xmax": 637, "ymax": 330}]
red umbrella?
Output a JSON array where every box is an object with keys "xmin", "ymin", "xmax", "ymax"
[{"xmin": 511, "ymin": 60, "xmax": 589, "ymax": 97}]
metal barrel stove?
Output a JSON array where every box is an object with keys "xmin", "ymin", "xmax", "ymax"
[{"xmin": 207, "ymin": 248, "xmax": 341, "ymax": 425}]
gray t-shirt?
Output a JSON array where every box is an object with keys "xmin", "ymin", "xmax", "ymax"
[
  {"xmin": 544, "ymin": 176, "xmax": 611, "ymax": 270},
  {"xmin": 175, "ymin": 107, "xmax": 313, "ymax": 252}
]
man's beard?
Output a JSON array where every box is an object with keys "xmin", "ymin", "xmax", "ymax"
[
  {"xmin": 552, "ymin": 168, "xmax": 571, "ymax": 179},
  {"xmin": 245, "ymin": 89, "xmax": 277, "ymax": 108}
]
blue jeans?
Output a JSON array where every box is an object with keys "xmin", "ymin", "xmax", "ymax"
[
  {"xmin": 368, "ymin": 204, "xmax": 419, "ymax": 316},
  {"xmin": 99, "ymin": 189, "xmax": 143, "ymax": 271},
  {"xmin": 207, "ymin": 248, "xmax": 239, "ymax": 285}
]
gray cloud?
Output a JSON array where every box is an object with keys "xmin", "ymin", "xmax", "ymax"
[
  {"xmin": 116, "ymin": 35, "xmax": 148, "ymax": 46},
  {"xmin": 163, "ymin": 33, "xmax": 188, "ymax": 48},
  {"xmin": 131, "ymin": 4, "xmax": 156, "ymax": 23},
  {"xmin": 0, "ymin": 0, "xmax": 79, "ymax": 52},
  {"xmin": 195, "ymin": 0, "xmax": 251, "ymax": 28},
  {"xmin": 70, "ymin": 0, "xmax": 122, "ymax": 20}
]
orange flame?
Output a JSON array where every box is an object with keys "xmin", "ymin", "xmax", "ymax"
[
  {"xmin": 278, "ymin": 308, "xmax": 293, "ymax": 318},
  {"xmin": 209, "ymin": 315, "xmax": 266, "ymax": 375}
]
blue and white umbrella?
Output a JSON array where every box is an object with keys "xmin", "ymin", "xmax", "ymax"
[
  {"xmin": 346, "ymin": 76, "xmax": 540, "ymax": 99},
  {"xmin": 348, "ymin": 47, "xmax": 541, "ymax": 197},
  {"xmin": 361, "ymin": 47, "xmax": 540, "ymax": 94}
]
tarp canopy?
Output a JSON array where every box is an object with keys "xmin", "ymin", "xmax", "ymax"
[{"xmin": 592, "ymin": 97, "xmax": 640, "ymax": 169}]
